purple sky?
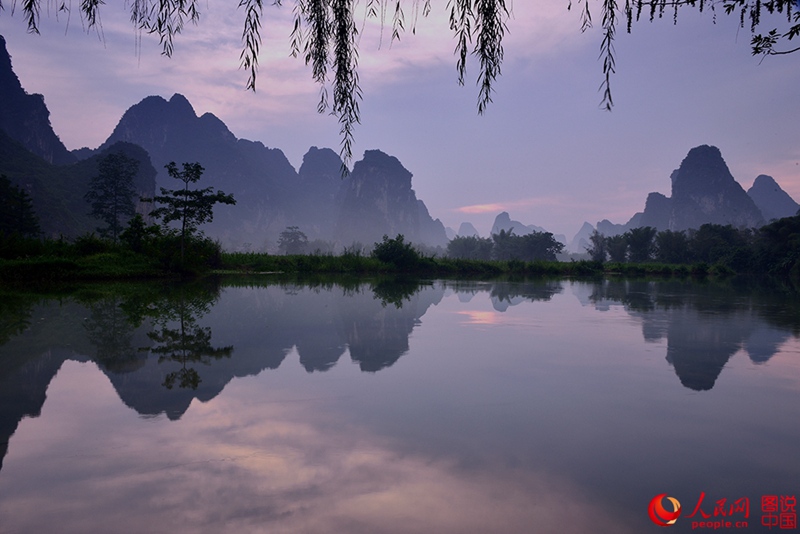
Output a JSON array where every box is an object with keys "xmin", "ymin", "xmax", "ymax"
[{"xmin": 2, "ymin": 2, "xmax": 799, "ymax": 240}]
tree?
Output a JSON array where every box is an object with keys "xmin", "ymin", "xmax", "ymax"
[
  {"xmin": 9, "ymin": 0, "xmax": 796, "ymax": 166},
  {"xmin": 655, "ymin": 229, "xmax": 689, "ymax": 264},
  {"xmin": 447, "ymin": 235, "xmax": 494, "ymax": 260},
  {"xmin": 85, "ymin": 152, "xmax": 139, "ymax": 243},
  {"xmin": 517, "ymin": 232, "xmax": 564, "ymax": 261},
  {"xmin": 688, "ymin": 223, "xmax": 748, "ymax": 264},
  {"xmin": 586, "ymin": 230, "xmax": 607, "ymax": 263},
  {"xmin": 491, "ymin": 229, "xmax": 518, "ymax": 261},
  {"xmin": 606, "ymin": 234, "xmax": 628, "ymax": 263},
  {"xmin": 147, "ymin": 162, "xmax": 236, "ymax": 264},
  {"xmin": 756, "ymin": 214, "xmax": 800, "ymax": 275},
  {"xmin": 625, "ymin": 226, "xmax": 657, "ymax": 263},
  {"xmin": 0, "ymin": 175, "xmax": 40, "ymax": 237},
  {"xmin": 490, "ymin": 229, "xmax": 564, "ymax": 261},
  {"xmin": 137, "ymin": 283, "xmax": 233, "ymax": 390},
  {"xmin": 278, "ymin": 226, "xmax": 309, "ymax": 254},
  {"xmin": 371, "ymin": 234, "xmax": 422, "ymax": 269}
]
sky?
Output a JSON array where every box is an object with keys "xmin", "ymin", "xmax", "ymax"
[{"xmin": 1, "ymin": 1, "xmax": 799, "ymax": 241}]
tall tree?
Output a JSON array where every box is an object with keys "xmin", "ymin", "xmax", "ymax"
[
  {"xmin": 0, "ymin": 175, "xmax": 40, "ymax": 238},
  {"xmin": 586, "ymin": 230, "xmax": 607, "ymax": 263},
  {"xmin": 491, "ymin": 229, "xmax": 518, "ymax": 261},
  {"xmin": 517, "ymin": 232, "xmax": 564, "ymax": 261},
  {"xmin": 606, "ymin": 234, "xmax": 628, "ymax": 263},
  {"xmin": 147, "ymin": 162, "xmax": 236, "ymax": 264},
  {"xmin": 655, "ymin": 230, "xmax": 689, "ymax": 264},
  {"xmin": 626, "ymin": 226, "xmax": 657, "ymax": 263},
  {"xmin": 85, "ymin": 153, "xmax": 139, "ymax": 243},
  {"xmin": 278, "ymin": 226, "xmax": 309, "ymax": 255}
]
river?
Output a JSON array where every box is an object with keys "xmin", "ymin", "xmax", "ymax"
[{"xmin": 0, "ymin": 276, "xmax": 798, "ymax": 533}]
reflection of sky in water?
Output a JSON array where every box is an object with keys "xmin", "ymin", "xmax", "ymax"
[
  {"xmin": 0, "ymin": 280, "xmax": 798, "ymax": 534},
  {"xmin": 0, "ymin": 361, "xmax": 631, "ymax": 534}
]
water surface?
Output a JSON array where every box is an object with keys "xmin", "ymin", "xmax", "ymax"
[{"xmin": 0, "ymin": 277, "xmax": 798, "ymax": 533}]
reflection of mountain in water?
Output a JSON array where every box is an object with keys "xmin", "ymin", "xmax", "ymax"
[
  {"xmin": 104, "ymin": 281, "xmax": 447, "ymax": 419},
  {"xmin": 576, "ymin": 279, "xmax": 795, "ymax": 391},
  {"xmin": 0, "ymin": 300, "xmax": 137, "ymax": 471},
  {"xmin": 2, "ymin": 277, "xmax": 799, "ymax": 475},
  {"xmin": 0, "ymin": 346, "xmax": 69, "ymax": 472},
  {"xmin": 489, "ymin": 281, "xmax": 563, "ymax": 311}
]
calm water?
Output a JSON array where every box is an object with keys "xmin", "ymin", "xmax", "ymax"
[{"xmin": 0, "ymin": 277, "xmax": 798, "ymax": 533}]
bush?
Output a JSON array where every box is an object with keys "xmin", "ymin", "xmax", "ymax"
[
  {"xmin": 0, "ymin": 234, "xmax": 44, "ymax": 259},
  {"xmin": 72, "ymin": 234, "xmax": 116, "ymax": 256},
  {"xmin": 371, "ymin": 235, "xmax": 421, "ymax": 270},
  {"xmin": 0, "ymin": 257, "xmax": 80, "ymax": 282}
]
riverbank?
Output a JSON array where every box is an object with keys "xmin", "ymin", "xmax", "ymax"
[{"xmin": 0, "ymin": 250, "xmax": 744, "ymax": 285}]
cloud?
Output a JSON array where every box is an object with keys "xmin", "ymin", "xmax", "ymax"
[
  {"xmin": 455, "ymin": 196, "xmax": 567, "ymax": 214},
  {"xmin": 0, "ymin": 359, "xmax": 634, "ymax": 534}
]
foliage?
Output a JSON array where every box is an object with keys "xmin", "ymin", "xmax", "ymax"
[
  {"xmin": 756, "ymin": 214, "xmax": 800, "ymax": 275},
  {"xmin": 489, "ymin": 229, "xmax": 564, "ymax": 261},
  {"xmin": 119, "ymin": 214, "xmax": 161, "ymax": 254},
  {"xmin": 11, "ymin": 0, "xmax": 795, "ymax": 167},
  {"xmin": 0, "ymin": 174, "xmax": 40, "ymax": 238},
  {"xmin": 625, "ymin": 226, "xmax": 657, "ymax": 263},
  {"xmin": 606, "ymin": 234, "xmax": 628, "ymax": 263},
  {"xmin": 3, "ymin": 216, "xmax": 799, "ymax": 283},
  {"xmin": 147, "ymin": 162, "xmax": 235, "ymax": 265},
  {"xmin": 148, "ymin": 300, "xmax": 233, "ymax": 390},
  {"xmin": 587, "ymin": 219, "xmax": 800, "ymax": 276},
  {"xmin": 84, "ymin": 153, "xmax": 139, "ymax": 243},
  {"xmin": 586, "ymin": 229, "xmax": 607, "ymax": 263},
  {"xmin": 447, "ymin": 235, "xmax": 494, "ymax": 260},
  {"xmin": 72, "ymin": 233, "xmax": 117, "ymax": 256},
  {"xmin": 655, "ymin": 230, "xmax": 689, "ymax": 264},
  {"xmin": 371, "ymin": 278, "xmax": 427, "ymax": 308},
  {"xmin": 278, "ymin": 226, "xmax": 309, "ymax": 255},
  {"xmin": 688, "ymin": 224, "xmax": 752, "ymax": 266},
  {"xmin": 371, "ymin": 234, "xmax": 422, "ymax": 269}
]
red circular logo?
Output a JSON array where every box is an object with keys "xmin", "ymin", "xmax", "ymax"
[{"xmin": 648, "ymin": 494, "xmax": 682, "ymax": 527}]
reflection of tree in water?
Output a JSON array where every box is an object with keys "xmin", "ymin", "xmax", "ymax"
[
  {"xmin": 132, "ymin": 281, "xmax": 233, "ymax": 390},
  {"xmin": 0, "ymin": 294, "xmax": 33, "ymax": 347},
  {"xmin": 587, "ymin": 279, "xmax": 659, "ymax": 312},
  {"xmin": 150, "ymin": 319, "xmax": 232, "ymax": 390},
  {"xmin": 84, "ymin": 296, "xmax": 143, "ymax": 374},
  {"xmin": 489, "ymin": 280, "xmax": 563, "ymax": 311},
  {"xmin": 372, "ymin": 278, "xmax": 429, "ymax": 309}
]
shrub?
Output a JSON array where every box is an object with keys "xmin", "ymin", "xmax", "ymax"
[{"xmin": 371, "ymin": 235, "xmax": 421, "ymax": 270}]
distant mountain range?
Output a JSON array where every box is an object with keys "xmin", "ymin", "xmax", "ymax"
[
  {"xmin": 561, "ymin": 145, "xmax": 798, "ymax": 253},
  {"xmin": 449, "ymin": 145, "xmax": 797, "ymax": 254},
  {"xmin": 1, "ymin": 33, "xmax": 796, "ymax": 251},
  {"xmin": 0, "ymin": 34, "xmax": 447, "ymax": 249}
]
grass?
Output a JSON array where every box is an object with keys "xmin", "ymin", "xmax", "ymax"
[
  {"xmin": 219, "ymin": 252, "xmax": 724, "ymax": 280},
  {"xmin": 0, "ymin": 246, "xmax": 739, "ymax": 285},
  {"xmin": 0, "ymin": 251, "xmax": 166, "ymax": 284}
]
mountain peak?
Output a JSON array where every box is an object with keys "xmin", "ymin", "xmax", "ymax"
[
  {"xmin": 0, "ymin": 34, "xmax": 75, "ymax": 164},
  {"xmin": 672, "ymin": 145, "xmax": 732, "ymax": 193},
  {"xmin": 747, "ymin": 174, "xmax": 800, "ymax": 222},
  {"xmin": 351, "ymin": 150, "xmax": 413, "ymax": 191},
  {"xmin": 668, "ymin": 145, "xmax": 764, "ymax": 230},
  {"xmin": 299, "ymin": 146, "xmax": 343, "ymax": 179},
  {"xmin": 457, "ymin": 222, "xmax": 480, "ymax": 238},
  {"xmin": 752, "ymin": 174, "xmax": 778, "ymax": 189},
  {"xmin": 168, "ymin": 93, "xmax": 196, "ymax": 117},
  {"xmin": 335, "ymin": 150, "xmax": 446, "ymax": 247},
  {"xmin": 0, "ymin": 35, "xmax": 23, "ymax": 95}
]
